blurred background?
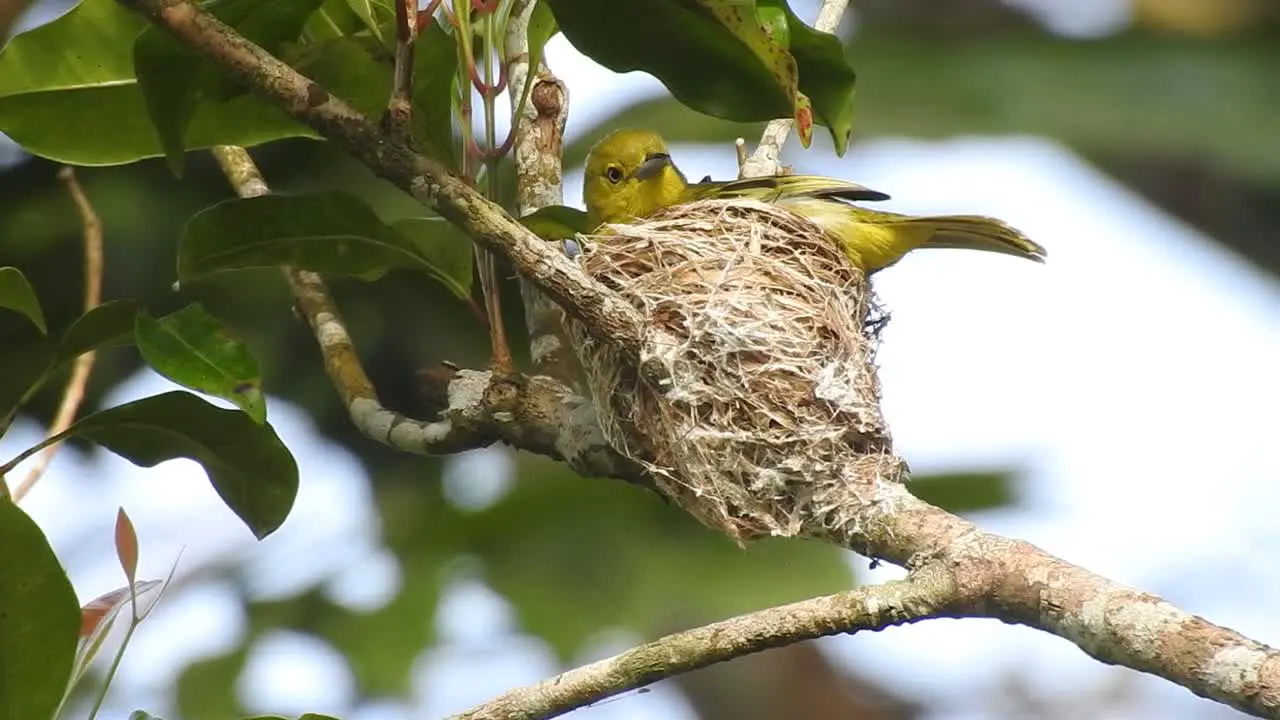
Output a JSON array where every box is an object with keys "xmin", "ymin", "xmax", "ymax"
[{"xmin": 2, "ymin": 0, "xmax": 1279, "ymax": 718}]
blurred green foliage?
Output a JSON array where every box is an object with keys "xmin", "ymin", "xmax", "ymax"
[{"xmin": 8, "ymin": 0, "xmax": 1276, "ymax": 717}]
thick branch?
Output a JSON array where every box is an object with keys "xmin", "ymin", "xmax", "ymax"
[
  {"xmin": 452, "ymin": 565, "xmax": 961, "ymax": 720},
  {"xmin": 505, "ymin": 0, "xmax": 582, "ymax": 384},
  {"xmin": 819, "ymin": 478, "xmax": 1280, "ymax": 718},
  {"xmin": 120, "ymin": 0, "xmax": 646, "ymax": 360}
]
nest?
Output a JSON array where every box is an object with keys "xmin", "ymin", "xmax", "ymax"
[{"xmin": 565, "ymin": 199, "xmax": 905, "ymax": 545}]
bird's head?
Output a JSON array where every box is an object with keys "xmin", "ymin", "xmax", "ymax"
[{"xmin": 583, "ymin": 129, "xmax": 689, "ymax": 225}]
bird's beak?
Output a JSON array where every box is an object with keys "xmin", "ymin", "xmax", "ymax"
[{"xmin": 632, "ymin": 152, "xmax": 671, "ymax": 181}]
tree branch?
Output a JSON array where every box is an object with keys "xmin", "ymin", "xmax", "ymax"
[
  {"xmin": 505, "ymin": 0, "xmax": 583, "ymax": 385},
  {"xmin": 118, "ymin": 0, "xmax": 649, "ymax": 362},
  {"xmin": 381, "ymin": 0, "xmax": 417, "ymax": 143},
  {"xmin": 10, "ymin": 167, "xmax": 103, "ymax": 503},
  {"xmin": 452, "ymin": 565, "xmax": 962, "ymax": 720},
  {"xmin": 209, "ymin": 144, "xmax": 648, "ymax": 485},
  {"xmin": 125, "ymin": 3, "xmax": 1280, "ymax": 717},
  {"xmin": 811, "ymin": 477, "xmax": 1280, "ymax": 719}
]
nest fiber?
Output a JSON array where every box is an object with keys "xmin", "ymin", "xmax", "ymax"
[{"xmin": 566, "ymin": 199, "xmax": 902, "ymax": 544}]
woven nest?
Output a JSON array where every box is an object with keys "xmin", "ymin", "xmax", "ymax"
[{"xmin": 566, "ymin": 199, "xmax": 904, "ymax": 545}]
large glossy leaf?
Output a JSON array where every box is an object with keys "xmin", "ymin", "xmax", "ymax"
[
  {"xmin": 0, "ymin": 266, "xmax": 47, "ymax": 334},
  {"xmin": 389, "ymin": 217, "xmax": 474, "ymax": 299},
  {"xmin": 134, "ymin": 0, "xmax": 328, "ymax": 176},
  {"xmin": 0, "ymin": 0, "xmax": 393, "ymax": 166},
  {"xmin": 544, "ymin": 0, "xmax": 856, "ymax": 154},
  {"xmin": 134, "ymin": 304, "xmax": 267, "ymax": 424},
  {"xmin": 0, "ymin": 501, "xmax": 80, "ymax": 720},
  {"xmin": 0, "ymin": 0, "xmax": 151, "ymax": 165},
  {"xmin": 61, "ymin": 391, "xmax": 299, "ymax": 539},
  {"xmin": 410, "ymin": 21, "xmax": 459, "ymax": 170},
  {"xmin": 694, "ymin": 0, "xmax": 811, "ymax": 145},
  {"xmin": 179, "ymin": 191, "xmax": 473, "ymax": 298}
]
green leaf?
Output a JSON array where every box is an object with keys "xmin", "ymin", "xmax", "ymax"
[
  {"xmin": 62, "ymin": 391, "xmax": 299, "ymax": 539},
  {"xmin": 58, "ymin": 299, "xmax": 141, "ymax": 364},
  {"xmin": 0, "ymin": 0, "xmax": 393, "ymax": 166},
  {"xmin": 0, "ymin": 267, "xmax": 47, "ymax": 335},
  {"xmin": 390, "ymin": 218, "xmax": 474, "ymax": 300},
  {"xmin": 134, "ymin": 305, "xmax": 267, "ymax": 424},
  {"xmin": 345, "ymin": 0, "xmax": 393, "ymax": 44},
  {"xmin": 410, "ymin": 21, "xmax": 458, "ymax": 170},
  {"xmin": 543, "ymin": 0, "xmax": 856, "ymax": 154},
  {"xmin": 518, "ymin": 205, "xmax": 594, "ymax": 240},
  {"xmin": 0, "ymin": 301, "xmax": 139, "ymax": 428},
  {"xmin": 133, "ymin": 29, "xmax": 202, "ymax": 178},
  {"xmin": 770, "ymin": 0, "xmax": 855, "ymax": 155},
  {"xmin": 0, "ymin": 332, "xmax": 56, "ymax": 429},
  {"xmin": 694, "ymin": 0, "xmax": 811, "ymax": 146},
  {"xmin": 0, "ymin": 501, "xmax": 80, "ymax": 720},
  {"xmin": 178, "ymin": 191, "xmax": 474, "ymax": 299},
  {"xmin": 134, "ymin": 0, "xmax": 328, "ymax": 176},
  {"xmin": 0, "ymin": 0, "xmax": 150, "ymax": 165},
  {"xmin": 128, "ymin": 712, "xmax": 164, "ymax": 720},
  {"xmin": 306, "ymin": 0, "xmax": 369, "ymax": 41},
  {"xmin": 907, "ymin": 469, "xmax": 1018, "ymax": 514}
]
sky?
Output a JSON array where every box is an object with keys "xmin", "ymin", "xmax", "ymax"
[{"xmin": 4, "ymin": 4, "xmax": 1280, "ymax": 720}]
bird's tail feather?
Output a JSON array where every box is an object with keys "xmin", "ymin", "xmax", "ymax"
[{"xmin": 897, "ymin": 215, "xmax": 1046, "ymax": 263}]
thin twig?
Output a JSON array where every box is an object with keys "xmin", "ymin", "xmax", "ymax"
[
  {"xmin": 477, "ymin": 4, "xmax": 512, "ymax": 372},
  {"xmin": 11, "ymin": 167, "xmax": 103, "ymax": 503},
  {"xmin": 452, "ymin": 566, "xmax": 960, "ymax": 720},
  {"xmin": 739, "ymin": 0, "xmax": 850, "ymax": 179},
  {"xmin": 383, "ymin": 0, "xmax": 417, "ymax": 142}
]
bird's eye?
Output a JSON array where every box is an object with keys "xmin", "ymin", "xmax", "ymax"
[{"xmin": 606, "ymin": 166, "xmax": 624, "ymax": 184}]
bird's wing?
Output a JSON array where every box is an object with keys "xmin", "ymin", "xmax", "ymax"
[{"xmin": 688, "ymin": 175, "xmax": 892, "ymax": 204}]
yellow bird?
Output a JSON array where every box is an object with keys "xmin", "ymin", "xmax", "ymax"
[{"xmin": 582, "ymin": 128, "xmax": 1046, "ymax": 274}]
